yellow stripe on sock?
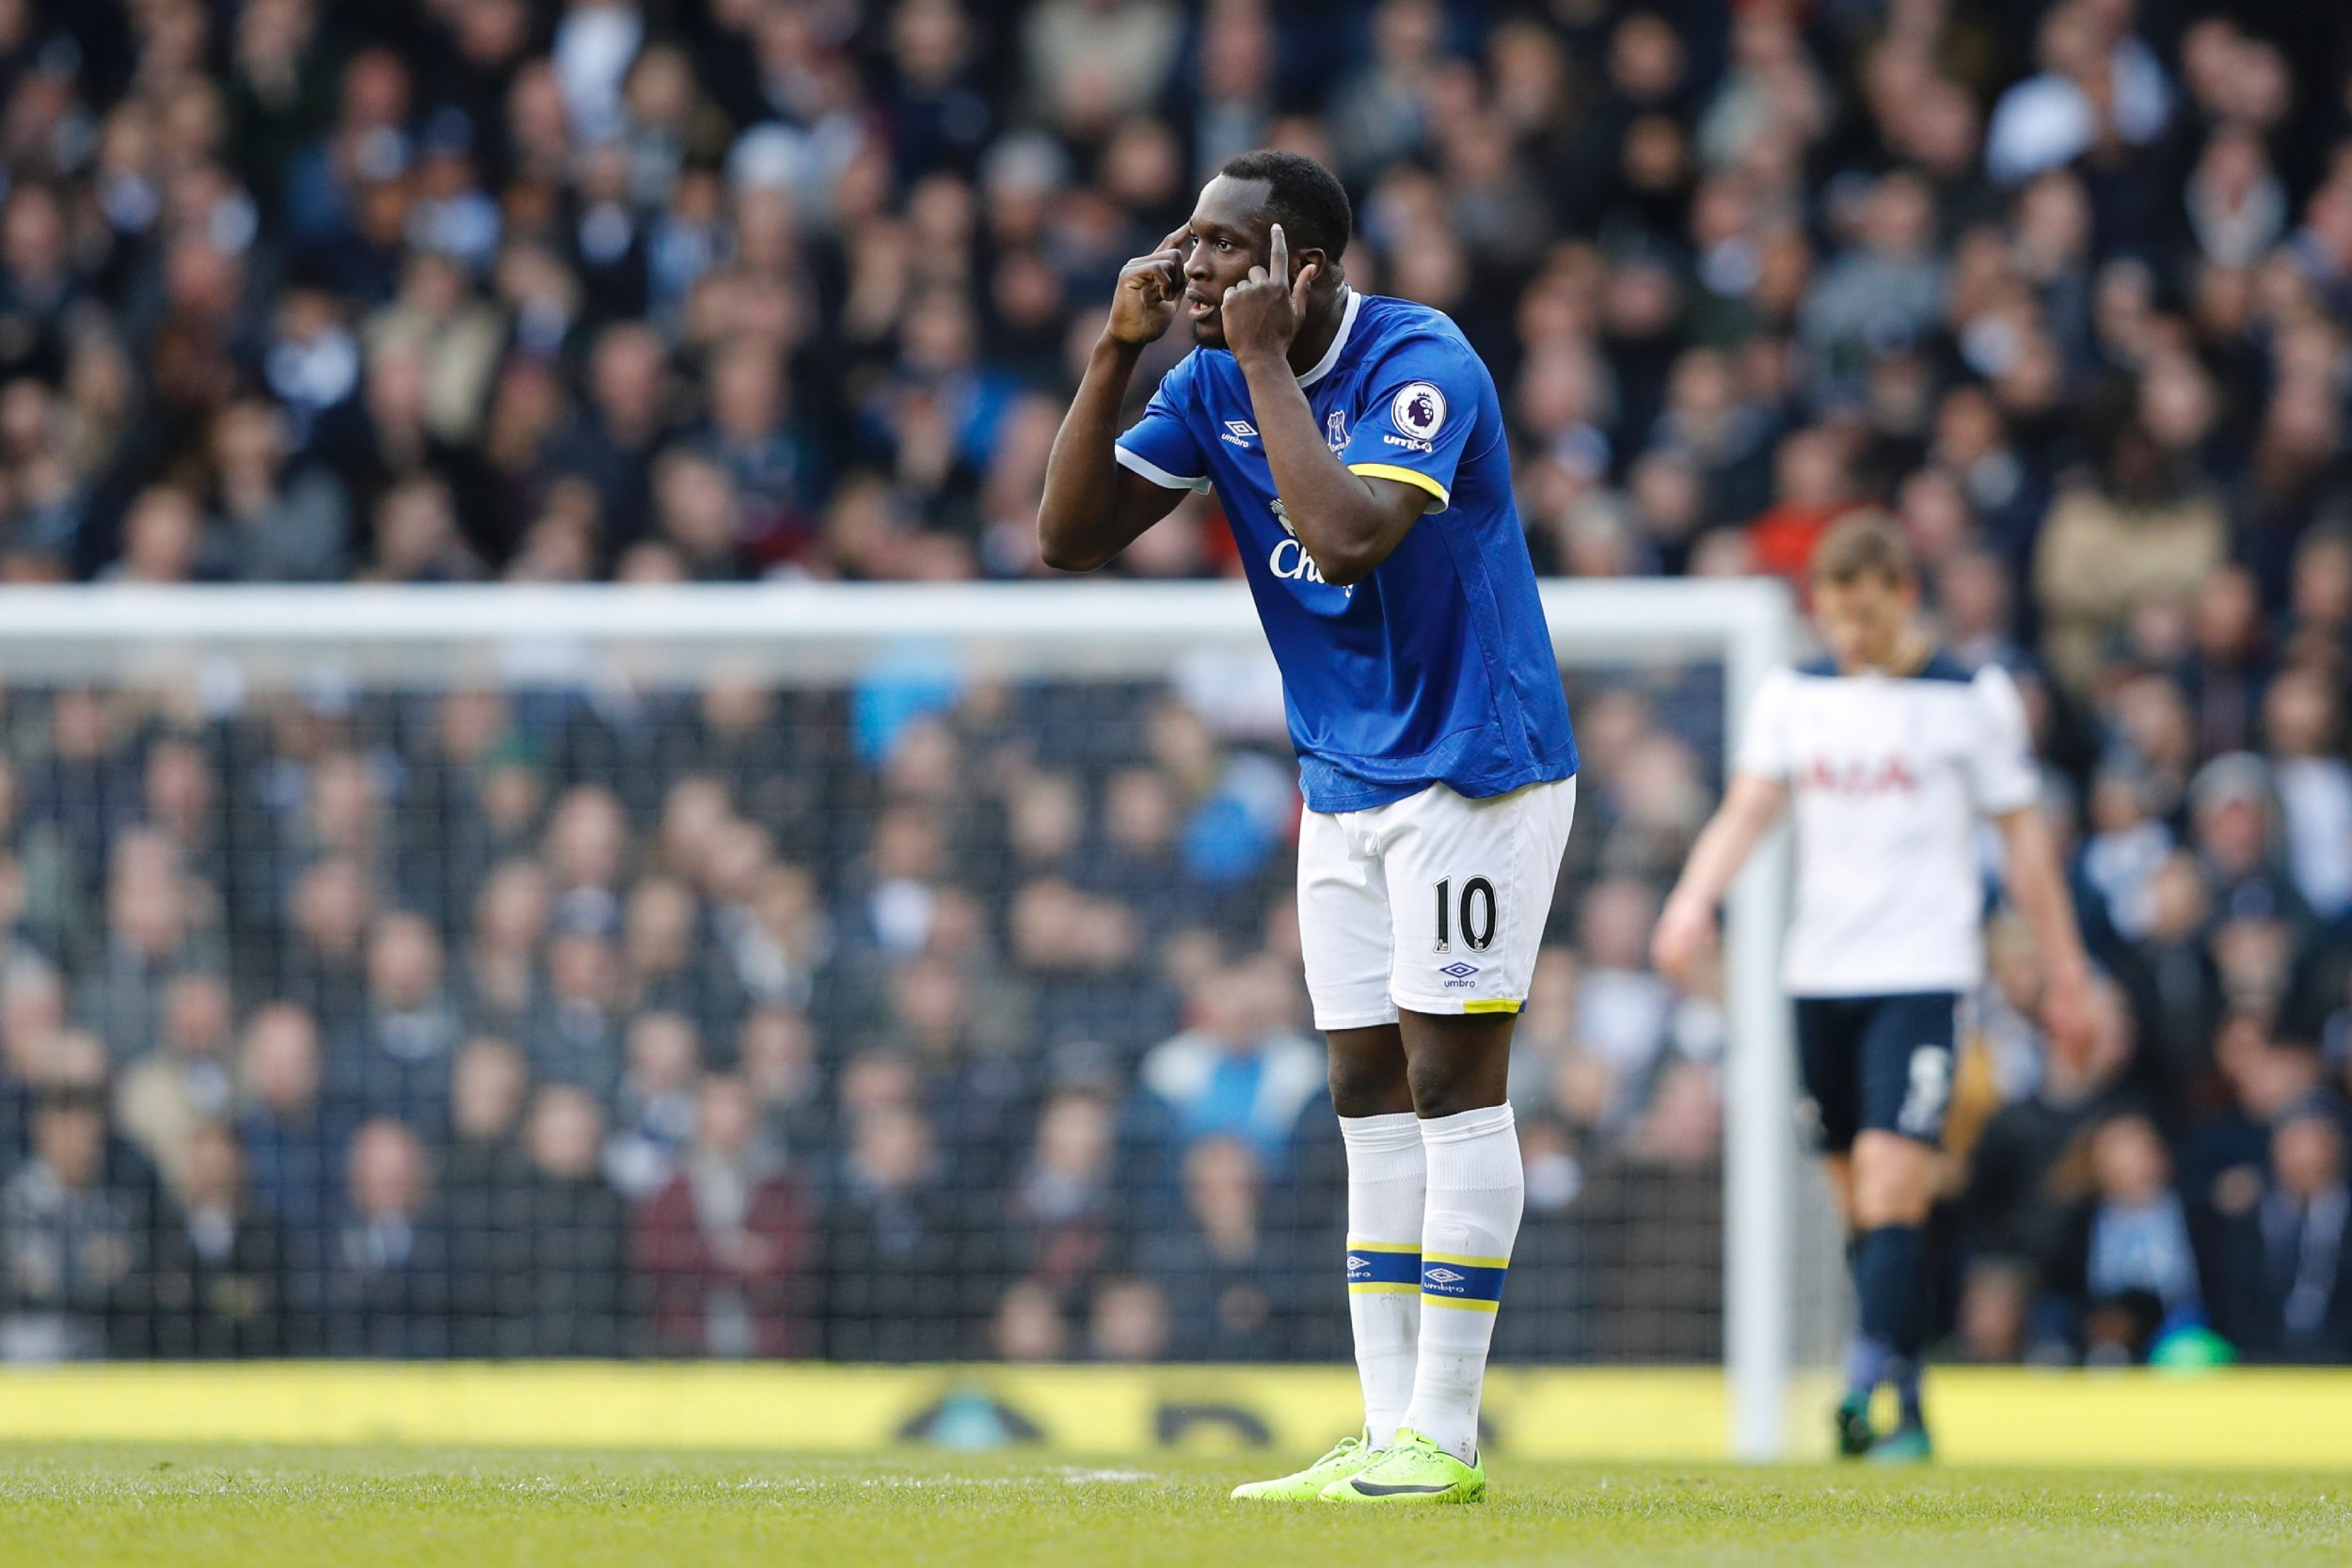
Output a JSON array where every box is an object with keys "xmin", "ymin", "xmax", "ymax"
[
  {"xmin": 1422, "ymin": 1295, "xmax": 1500, "ymax": 1312},
  {"xmin": 1347, "ymin": 1282, "xmax": 1421, "ymax": 1294},
  {"xmin": 1345, "ymin": 1240, "xmax": 1421, "ymax": 1254},
  {"xmin": 1424, "ymin": 1253, "xmax": 1511, "ymax": 1271},
  {"xmin": 1461, "ymin": 998, "xmax": 1521, "ymax": 1015}
]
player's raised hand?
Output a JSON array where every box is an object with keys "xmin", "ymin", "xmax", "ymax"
[
  {"xmin": 1105, "ymin": 224, "xmax": 1191, "ymax": 346},
  {"xmin": 1222, "ymin": 223, "xmax": 1318, "ymax": 367}
]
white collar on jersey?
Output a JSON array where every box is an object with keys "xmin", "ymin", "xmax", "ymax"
[{"xmin": 1295, "ymin": 286, "xmax": 1360, "ymax": 389}]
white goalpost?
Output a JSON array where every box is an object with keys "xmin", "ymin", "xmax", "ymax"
[{"xmin": 0, "ymin": 576, "xmax": 1804, "ymax": 1459}]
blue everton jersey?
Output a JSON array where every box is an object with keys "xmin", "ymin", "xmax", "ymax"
[{"xmin": 1115, "ymin": 289, "xmax": 1578, "ymax": 813}]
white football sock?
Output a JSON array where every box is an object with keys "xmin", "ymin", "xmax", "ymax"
[
  {"xmin": 1339, "ymin": 1112, "xmax": 1425, "ymax": 1449},
  {"xmin": 1405, "ymin": 1102, "xmax": 1523, "ymax": 1464}
]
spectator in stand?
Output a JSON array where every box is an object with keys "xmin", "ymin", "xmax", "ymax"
[
  {"xmin": 328, "ymin": 911, "xmax": 464, "ymax": 1134},
  {"xmin": 603, "ymin": 1010, "xmax": 703, "ymax": 1201},
  {"xmin": 2213, "ymin": 1107, "xmax": 2352, "ymax": 1364},
  {"xmin": 0, "ymin": 959, "xmax": 67, "ymax": 1156},
  {"xmin": 275, "ymin": 856, "xmax": 374, "ymax": 1037},
  {"xmin": 1143, "ymin": 1134, "xmax": 1296, "ymax": 1362},
  {"xmin": 148, "ymin": 1122, "xmax": 300, "ymax": 1357},
  {"xmin": 739, "ymin": 1006, "xmax": 828, "ymax": 1166},
  {"xmin": 882, "ymin": 953, "xmax": 1032, "ymax": 1198},
  {"xmin": 1007, "ymin": 1086, "xmax": 1125, "ymax": 1316},
  {"xmin": 523, "ymin": 925, "xmax": 628, "ymax": 1102},
  {"xmin": 323, "ymin": 1117, "xmax": 450, "ymax": 1357},
  {"xmin": 204, "ymin": 398, "xmax": 352, "ymax": 582},
  {"xmin": 76, "ymin": 830, "xmax": 217, "ymax": 1065},
  {"xmin": 636, "ymin": 1074, "xmax": 806, "ymax": 1358},
  {"xmin": 0, "ymin": 1081, "xmax": 151, "ymax": 1360},
  {"xmin": 2262, "ymin": 669, "xmax": 2352, "ymax": 928},
  {"xmin": 619, "ymin": 875, "xmax": 743, "ymax": 1054},
  {"xmin": 235, "ymin": 1003, "xmax": 343, "ymax": 1300},
  {"xmin": 2034, "ymin": 401, "xmax": 2229, "ymax": 697},
  {"xmin": 2066, "ymin": 1114, "xmax": 2205, "ymax": 1365},
  {"xmin": 112, "ymin": 971, "xmax": 237, "ymax": 1198},
  {"xmin": 455, "ymin": 860, "xmax": 549, "ymax": 1044},
  {"xmin": 441, "ymin": 1036, "xmax": 532, "ymax": 1354},
  {"xmin": 817, "ymin": 1101, "xmax": 986, "ymax": 1360},
  {"xmin": 509, "ymin": 1084, "xmax": 632, "ymax": 1357},
  {"xmin": 1131, "ymin": 956, "xmax": 1322, "ymax": 1200}
]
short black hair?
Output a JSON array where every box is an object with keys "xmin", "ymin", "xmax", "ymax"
[{"xmin": 1217, "ymin": 150, "xmax": 1352, "ymax": 261}]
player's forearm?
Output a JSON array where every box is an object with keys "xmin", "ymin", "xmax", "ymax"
[
  {"xmin": 1668, "ymin": 813, "xmax": 1762, "ymax": 915},
  {"xmin": 1038, "ymin": 337, "xmax": 1148, "ymax": 571},
  {"xmin": 1666, "ymin": 777, "xmax": 1783, "ymax": 914},
  {"xmin": 1237, "ymin": 354, "xmax": 1392, "ymax": 585},
  {"xmin": 1998, "ymin": 812, "xmax": 2090, "ymax": 983}
]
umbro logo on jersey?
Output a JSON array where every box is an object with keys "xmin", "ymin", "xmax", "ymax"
[
  {"xmin": 1221, "ymin": 420, "xmax": 1258, "ymax": 447},
  {"xmin": 1424, "ymin": 1266, "xmax": 1467, "ymax": 1286}
]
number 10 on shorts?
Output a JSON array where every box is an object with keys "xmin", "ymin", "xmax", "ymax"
[{"xmin": 1434, "ymin": 877, "xmax": 1498, "ymax": 954}]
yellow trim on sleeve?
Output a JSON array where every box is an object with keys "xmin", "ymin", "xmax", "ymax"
[
  {"xmin": 1347, "ymin": 462, "xmax": 1449, "ymax": 512},
  {"xmin": 1461, "ymin": 998, "xmax": 1522, "ymax": 1015}
]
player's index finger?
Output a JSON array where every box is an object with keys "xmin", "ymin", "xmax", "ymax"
[
  {"xmin": 1269, "ymin": 223, "xmax": 1287, "ymax": 276},
  {"xmin": 1157, "ymin": 223, "xmax": 1190, "ymax": 255}
]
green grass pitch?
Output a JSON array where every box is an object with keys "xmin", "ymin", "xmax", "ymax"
[{"xmin": 3, "ymin": 1443, "xmax": 2346, "ymax": 1568}]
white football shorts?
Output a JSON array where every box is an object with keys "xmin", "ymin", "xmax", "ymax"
[{"xmin": 1296, "ymin": 775, "xmax": 1576, "ymax": 1030}]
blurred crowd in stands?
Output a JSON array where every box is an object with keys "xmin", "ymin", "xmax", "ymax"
[
  {"xmin": 1, "ymin": 0, "xmax": 2351, "ymax": 1367},
  {"xmin": 0, "ymin": 668, "xmax": 1721, "ymax": 1362}
]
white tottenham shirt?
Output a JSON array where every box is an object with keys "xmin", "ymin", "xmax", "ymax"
[{"xmin": 1737, "ymin": 651, "xmax": 2040, "ymax": 998}]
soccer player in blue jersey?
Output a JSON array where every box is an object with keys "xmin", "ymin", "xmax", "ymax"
[{"xmin": 1039, "ymin": 150, "xmax": 1578, "ymax": 1505}]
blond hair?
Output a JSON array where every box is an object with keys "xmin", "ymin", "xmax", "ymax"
[{"xmin": 1810, "ymin": 511, "xmax": 1915, "ymax": 587}]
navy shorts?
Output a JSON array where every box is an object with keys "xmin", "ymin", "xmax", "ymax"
[{"xmin": 1791, "ymin": 991, "xmax": 1959, "ymax": 1154}]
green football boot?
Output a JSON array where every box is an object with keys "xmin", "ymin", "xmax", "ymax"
[
  {"xmin": 1834, "ymin": 1395, "xmax": 1877, "ymax": 1459},
  {"xmin": 1230, "ymin": 1433, "xmax": 1381, "ymax": 1501},
  {"xmin": 1319, "ymin": 1428, "xmax": 1486, "ymax": 1505},
  {"xmin": 1867, "ymin": 1421, "xmax": 1934, "ymax": 1465}
]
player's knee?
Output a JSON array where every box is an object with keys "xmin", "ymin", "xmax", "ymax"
[
  {"xmin": 1404, "ymin": 1053, "xmax": 1486, "ymax": 1120},
  {"xmin": 1849, "ymin": 1133, "xmax": 1934, "ymax": 1225},
  {"xmin": 1327, "ymin": 1050, "xmax": 1409, "ymax": 1118}
]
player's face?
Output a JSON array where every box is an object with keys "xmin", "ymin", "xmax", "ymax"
[
  {"xmin": 1813, "ymin": 572, "xmax": 1916, "ymax": 671},
  {"xmin": 1177, "ymin": 175, "xmax": 1275, "ymax": 349}
]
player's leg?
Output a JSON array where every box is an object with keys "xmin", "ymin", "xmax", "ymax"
[
  {"xmin": 1327, "ymin": 777, "xmax": 1574, "ymax": 1504},
  {"xmin": 1797, "ymin": 998, "xmax": 1879, "ymax": 1456},
  {"xmin": 1328, "ymin": 1021, "xmax": 1422, "ymax": 1454},
  {"xmin": 1846, "ymin": 993, "xmax": 1957, "ymax": 1461},
  {"xmin": 1234, "ymin": 807, "xmax": 1412, "ymax": 1500},
  {"xmin": 1394, "ymin": 1004, "xmax": 1518, "ymax": 1475}
]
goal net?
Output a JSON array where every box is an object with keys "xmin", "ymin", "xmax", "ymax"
[{"xmin": 0, "ymin": 578, "xmax": 1823, "ymax": 1456}]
